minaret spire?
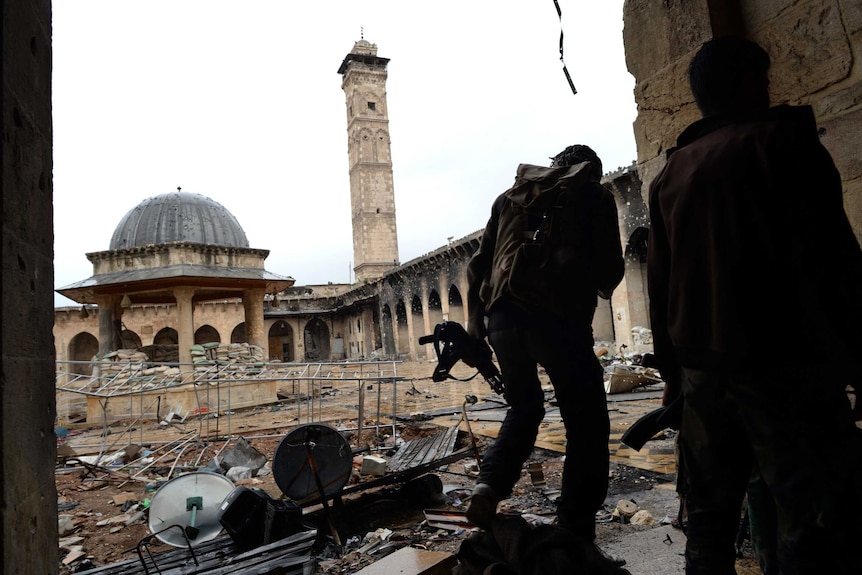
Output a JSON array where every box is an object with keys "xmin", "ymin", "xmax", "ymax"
[{"xmin": 337, "ymin": 40, "xmax": 399, "ymax": 282}]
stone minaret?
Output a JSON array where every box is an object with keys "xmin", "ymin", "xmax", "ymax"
[{"xmin": 338, "ymin": 39, "xmax": 400, "ymax": 282}]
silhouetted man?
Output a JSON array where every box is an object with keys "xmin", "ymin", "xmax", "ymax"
[
  {"xmin": 648, "ymin": 36, "xmax": 862, "ymax": 574},
  {"xmin": 465, "ymin": 145, "xmax": 624, "ymax": 546}
]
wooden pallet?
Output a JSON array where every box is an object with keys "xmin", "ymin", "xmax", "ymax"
[{"xmin": 76, "ymin": 529, "xmax": 317, "ymax": 575}]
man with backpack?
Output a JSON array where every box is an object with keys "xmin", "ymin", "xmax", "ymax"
[{"xmin": 465, "ymin": 144, "xmax": 624, "ymax": 543}]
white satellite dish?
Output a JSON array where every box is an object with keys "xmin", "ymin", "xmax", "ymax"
[{"xmin": 147, "ymin": 471, "xmax": 235, "ymax": 547}]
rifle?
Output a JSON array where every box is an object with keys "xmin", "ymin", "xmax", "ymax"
[
  {"xmin": 620, "ymin": 352, "xmax": 683, "ymax": 451},
  {"xmin": 620, "ymin": 396, "xmax": 683, "ymax": 451},
  {"xmin": 418, "ymin": 321, "xmax": 505, "ymax": 396}
]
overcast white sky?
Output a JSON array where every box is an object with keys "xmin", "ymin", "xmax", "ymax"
[{"xmin": 52, "ymin": 1, "xmax": 637, "ymax": 307}]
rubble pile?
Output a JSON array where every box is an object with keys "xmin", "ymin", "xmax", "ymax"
[
  {"xmin": 93, "ymin": 349, "xmax": 168, "ymax": 380},
  {"xmin": 88, "ymin": 343, "xmax": 275, "ymax": 384},
  {"xmin": 52, "ymin": 359, "xmax": 715, "ymax": 574},
  {"xmin": 54, "ymin": 416, "xmax": 682, "ymax": 575},
  {"xmin": 192, "ymin": 342, "xmax": 266, "ymax": 365},
  {"xmin": 140, "ymin": 344, "xmax": 180, "ymax": 363}
]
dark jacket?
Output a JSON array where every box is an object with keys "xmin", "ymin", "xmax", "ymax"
[
  {"xmin": 648, "ymin": 105, "xmax": 862, "ymax": 386},
  {"xmin": 467, "ymin": 162, "xmax": 624, "ymax": 330}
]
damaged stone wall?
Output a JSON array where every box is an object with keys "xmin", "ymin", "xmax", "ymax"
[
  {"xmin": 1, "ymin": 0, "xmax": 58, "ymax": 572},
  {"xmin": 623, "ymin": 0, "xmax": 862, "ymax": 241},
  {"xmin": 605, "ymin": 166, "xmax": 651, "ymax": 352}
]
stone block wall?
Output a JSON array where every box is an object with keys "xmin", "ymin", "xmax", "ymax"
[
  {"xmin": 623, "ymin": 0, "xmax": 862, "ymax": 241},
  {"xmin": 1, "ymin": 0, "xmax": 58, "ymax": 571}
]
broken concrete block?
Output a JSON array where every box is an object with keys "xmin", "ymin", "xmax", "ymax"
[
  {"xmin": 58, "ymin": 514, "xmax": 76, "ymax": 536},
  {"xmin": 226, "ymin": 466, "xmax": 252, "ymax": 482},
  {"xmin": 360, "ymin": 455, "xmax": 387, "ymax": 476},
  {"xmin": 220, "ymin": 437, "xmax": 267, "ymax": 474},
  {"xmin": 630, "ymin": 509, "xmax": 655, "ymax": 525}
]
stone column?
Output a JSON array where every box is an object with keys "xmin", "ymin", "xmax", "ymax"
[
  {"xmin": 1, "ymin": 3, "xmax": 57, "ymax": 569},
  {"xmin": 439, "ymin": 273, "xmax": 450, "ymax": 321},
  {"xmin": 405, "ymin": 297, "xmax": 417, "ymax": 360},
  {"xmin": 243, "ymin": 288, "xmax": 267, "ymax": 351},
  {"xmin": 419, "ymin": 289, "xmax": 433, "ymax": 358},
  {"xmin": 95, "ymin": 294, "xmax": 121, "ymax": 356},
  {"xmin": 173, "ymin": 287, "xmax": 196, "ymax": 369},
  {"xmin": 457, "ymin": 268, "xmax": 471, "ymax": 324},
  {"xmin": 622, "ymin": 257, "xmax": 650, "ymax": 350},
  {"xmin": 363, "ymin": 307, "xmax": 375, "ymax": 357},
  {"xmin": 382, "ymin": 300, "xmax": 398, "ymax": 358}
]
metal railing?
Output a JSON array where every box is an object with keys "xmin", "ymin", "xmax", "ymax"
[{"xmin": 56, "ymin": 359, "xmax": 403, "ymax": 462}]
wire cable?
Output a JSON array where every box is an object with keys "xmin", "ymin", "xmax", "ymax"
[{"xmin": 553, "ymin": 0, "xmax": 577, "ymax": 95}]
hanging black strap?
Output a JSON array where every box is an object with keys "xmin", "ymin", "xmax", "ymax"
[{"xmin": 553, "ymin": 0, "xmax": 578, "ymax": 96}]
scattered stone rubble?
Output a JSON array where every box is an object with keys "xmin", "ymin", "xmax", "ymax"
[
  {"xmin": 55, "ymin": 422, "xmax": 680, "ymax": 575},
  {"xmin": 53, "ymin": 355, "xmax": 689, "ymax": 574}
]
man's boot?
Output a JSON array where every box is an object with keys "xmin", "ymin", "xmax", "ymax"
[{"xmin": 466, "ymin": 483, "xmax": 499, "ymax": 529}]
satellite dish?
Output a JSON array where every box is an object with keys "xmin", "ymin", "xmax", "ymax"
[
  {"xmin": 147, "ymin": 471, "xmax": 235, "ymax": 547},
  {"xmin": 273, "ymin": 423, "xmax": 353, "ymax": 502}
]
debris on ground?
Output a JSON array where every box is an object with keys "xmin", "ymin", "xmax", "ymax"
[{"xmin": 53, "ymin": 359, "xmax": 765, "ymax": 574}]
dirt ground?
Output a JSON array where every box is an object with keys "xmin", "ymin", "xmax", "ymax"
[{"xmin": 55, "ymin": 359, "xmax": 761, "ymax": 574}]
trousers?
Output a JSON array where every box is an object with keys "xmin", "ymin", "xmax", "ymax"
[
  {"xmin": 479, "ymin": 301, "xmax": 610, "ymax": 540},
  {"xmin": 679, "ymin": 365, "xmax": 862, "ymax": 575}
]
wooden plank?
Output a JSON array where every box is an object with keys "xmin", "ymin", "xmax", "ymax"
[
  {"xmin": 388, "ymin": 426, "xmax": 458, "ymax": 472},
  {"xmin": 352, "ymin": 546, "xmax": 457, "ymax": 575},
  {"xmin": 423, "ymin": 509, "xmax": 472, "ymax": 530}
]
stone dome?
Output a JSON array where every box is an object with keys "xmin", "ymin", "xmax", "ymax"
[{"xmin": 109, "ymin": 190, "xmax": 250, "ymax": 250}]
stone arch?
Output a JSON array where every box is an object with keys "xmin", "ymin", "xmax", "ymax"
[
  {"xmin": 448, "ymin": 284, "xmax": 466, "ymax": 324},
  {"xmin": 68, "ymin": 332, "xmax": 98, "ymax": 376},
  {"xmin": 303, "ymin": 318, "xmax": 331, "ymax": 362},
  {"xmin": 395, "ymin": 299, "xmax": 409, "ymax": 356},
  {"xmin": 626, "ymin": 226, "xmax": 649, "ymax": 263},
  {"xmin": 121, "ymin": 329, "xmax": 142, "ymax": 350},
  {"xmin": 194, "ymin": 324, "xmax": 221, "ymax": 345},
  {"xmin": 231, "ymin": 323, "xmax": 247, "ymax": 343},
  {"xmin": 428, "ymin": 290, "xmax": 444, "ymax": 329},
  {"xmin": 153, "ymin": 327, "xmax": 179, "ymax": 346},
  {"xmin": 375, "ymin": 129, "xmax": 390, "ymax": 162},
  {"xmin": 358, "ymin": 127, "xmax": 374, "ymax": 162},
  {"xmin": 370, "ymin": 305, "xmax": 383, "ymax": 353},
  {"xmin": 268, "ymin": 320, "xmax": 294, "ymax": 362}
]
